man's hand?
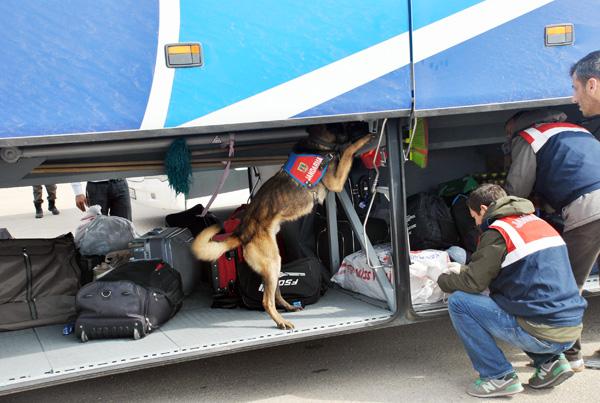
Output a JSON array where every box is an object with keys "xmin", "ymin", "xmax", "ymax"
[
  {"xmin": 447, "ymin": 262, "xmax": 462, "ymax": 274},
  {"xmin": 75, "ymin": 194, "xmax": 88, "ymax": 212}
]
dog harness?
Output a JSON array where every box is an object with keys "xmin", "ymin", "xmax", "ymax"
[{"xmin": 283, "ymin": 152, "xmax": 333, "ymax": 189}]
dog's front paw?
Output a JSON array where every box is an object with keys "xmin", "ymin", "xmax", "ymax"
[{"xmin": 350, "ymin": 134, "xmax": 375, "ymax": 153}]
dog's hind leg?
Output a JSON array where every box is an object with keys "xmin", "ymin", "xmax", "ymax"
[
  {"xmin": 244, "ymin": 236, "xmax": 295, "ymax": 330},
  {"xmin": 275, "ymin": 288, "xmax": 302, "ymax": 312}
]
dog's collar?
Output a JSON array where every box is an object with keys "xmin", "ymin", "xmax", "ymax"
[
  {"xmin": 283, "ymin": 153, "xmax": 333, "ymax": 189},
  {"xmin": 307, "ymin": 137, "xmax": 339, "ymax": 151}
]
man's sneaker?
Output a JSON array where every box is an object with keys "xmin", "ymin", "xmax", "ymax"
[
  {"xmin": 529, "ymin": 354, "xmax": 574, "ymax": 389},
  {"xmin": 466, "ymin": 372, "xmax": 524, "ymax": 398},
  {"xmin": 568, "ymin": 358, "xmax": 585, "ymax": 373}
]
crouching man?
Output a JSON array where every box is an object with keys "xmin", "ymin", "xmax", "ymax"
[{"xmin": 418, "ymin": 184, "xmax": 587, "ymax": 397}]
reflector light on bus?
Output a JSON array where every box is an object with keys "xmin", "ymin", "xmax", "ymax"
[
  {"xmin": 165, "ymin": 43, "xmax": 203, "ymax": 67},
  {"xmin": 545, "ymin": 24, "xmax": 574, "ymax": 46}
]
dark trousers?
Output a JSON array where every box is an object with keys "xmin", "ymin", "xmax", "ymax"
[
  {"xmin": 563, "ymin": 218, "xmax": 600, "ymax": 361},
  {"xmin": 32, "ymin": 184, "xmax": 57, "ymax": 203},
  {"xmin": 86, "ymin": 179, "xmax": 132, "ymax": 221}
]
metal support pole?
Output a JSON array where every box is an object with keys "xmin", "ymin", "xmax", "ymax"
[
  {"xmin": 336, "ymin": 190, "xmax": 396, "ymax": 312},
  {"xmin": 326, "ymin": 191, "xmax": 340, "ymax": 276}
]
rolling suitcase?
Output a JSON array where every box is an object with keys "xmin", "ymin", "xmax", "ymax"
[
  {"xmin": 75, "ymin": 260, "xmax": 183, "ymax": 342},
  {"xmin": 210, "ymin": 207, "xmax": 247, "ymax": 301},
  {"xmin": 211, "ymin": 233, "xmax": 243, "ymax": 298},
  {"xmin": 128, "ymin": 227, "xmax": 200, "ymax": 295}
]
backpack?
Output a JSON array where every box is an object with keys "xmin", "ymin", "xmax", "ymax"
[{"xmin": 406, "ymin": 192, "xmax": 460, "ymax": 250}]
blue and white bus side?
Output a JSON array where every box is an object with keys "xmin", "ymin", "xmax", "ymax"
[{"xmin": 0, "ymin": 0, "xmax": 598, "ymax": 395}]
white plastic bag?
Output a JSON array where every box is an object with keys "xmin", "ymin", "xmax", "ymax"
[
  {"xmin": 74, "ymin": 205, "xmax": 138, "ymax": 256},
  {"xmin": 331, "ymin": 244, "xmax": 452, "ymax": 305},
  {"xmin": 408, "ymin": 249, "xmax": 450, "ymax": 305}
]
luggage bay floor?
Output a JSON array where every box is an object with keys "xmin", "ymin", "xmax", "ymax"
[{"xmin": 0, "ymin": 286, "xmax": 391, "ymax": 394}]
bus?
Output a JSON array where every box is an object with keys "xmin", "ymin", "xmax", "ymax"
[{"xmin": 1, "ymin": 0, "xmax": 598, "ymax": 395}]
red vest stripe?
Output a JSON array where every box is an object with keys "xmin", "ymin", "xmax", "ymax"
[
  {"xmin": 519, "ymin": 123, "xmax": 590, "ymax": 153},
  {"xmin": 489, "ymin": 214, "xmax": 565, "ymax": 268}
]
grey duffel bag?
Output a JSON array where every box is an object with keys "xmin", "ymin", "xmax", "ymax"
[{"xmin": 0, "ymin": 233, "xmax": 81, "ymax": 331}]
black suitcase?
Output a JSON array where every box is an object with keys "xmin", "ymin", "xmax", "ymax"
[
  {"xmin": 129, "ymin": 227, "xmax": 200, "ymax": 295},
  {"xmin": 75, "ymin": 260, "xmax": 183, "ymax": 342},
  {"xmin": 237, "ymin": 257, "xmax": 327, "ymax": 310},
  {"xmin": 315, "ymin": 214, "xmax": 389, "ymax": 272},
  {"xmin": 0, "ymin": 233, "xmax": 81, "ymax": 331},
  {"xmin": 165, "ymin": 203, "xmax": 219, "ymax": 236}
]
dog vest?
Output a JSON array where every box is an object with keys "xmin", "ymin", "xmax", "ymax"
[
  {"xmin": 518, "ymin": 122, "xmax": 600, "ymax": 210},
  {"xmin": 283, "ymin": 153, "xmax": 332, "ymax": 188}
]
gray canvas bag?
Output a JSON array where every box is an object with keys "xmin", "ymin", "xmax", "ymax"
[{"xmin": 0, "ymin": 233, "xmax": 81, "ymax": 331}]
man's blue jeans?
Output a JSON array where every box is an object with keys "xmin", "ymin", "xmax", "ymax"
[{"xmin": 448, "ymin": 291, "xmax": 575, "ymax": 380}]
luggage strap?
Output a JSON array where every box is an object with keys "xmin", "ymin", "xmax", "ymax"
[{"xmin": 201, "ymin": 134, "xmax": 235, "ymax": 217}]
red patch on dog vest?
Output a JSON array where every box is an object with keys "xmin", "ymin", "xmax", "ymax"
[{"xmin": 283, "ymin": 153, "xmax": 330, "ymax": 188}]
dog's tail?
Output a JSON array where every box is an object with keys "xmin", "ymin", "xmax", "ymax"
[{"xmin": 191, "ymin": 224, "xmax": 242, "ymax": 261}]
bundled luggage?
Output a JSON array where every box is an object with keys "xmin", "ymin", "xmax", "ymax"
[
  {"xmin": 0, "ymin": 233, "xmax": 81, "ymax": 331},
  {"xmin": 75, "ymin": 205, "xmax": 138, "ymax": 256},
  {"xmin": 165, "ymin": 203, "xmax": 220, "ymax": 236},
  {"xmin": 75, "ymin": 259, "xmax": 184, "ymax": 342},
  {"xmin": 129, "ymin": 227, "xmax": 200, "ymax": 295},
  {"xmin": 331, "ymin": 244, "xmax": 451, "ymax": 305}
]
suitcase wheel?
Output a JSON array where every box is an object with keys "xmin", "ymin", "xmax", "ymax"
[
  {"xmin": 80, "ymin": 329, "xmax": 89, "ymax": 343},
  {"xmin": 133, "ymin": 328, "xmax": 141, "ymax": 340}
]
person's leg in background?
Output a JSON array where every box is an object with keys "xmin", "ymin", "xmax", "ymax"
[
  {"xmin": 32, "ymin": 185, "xmax": 44, "ymax": 218},
  {"xmin": 45, "ymin": 184, "xmax": 59, "ymax": 215},
  {"xmin": 562, "ymin": 218, "xmax": 600, "ymax": 370},
  {"xmin": 107, "ymin": 179, "xmax": 132, "ymax": 220},
  {"xmin": 85, "ymin": 181, "xmax": 110, "ymax": 216}
]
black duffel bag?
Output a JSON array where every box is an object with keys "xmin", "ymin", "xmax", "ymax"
[
  {"xmin": 165, "ymin": 203, "xmax": 219, "ymax": 237},
  {"xmin": 0, "ymin": 233, "xmax": 81, "ymax": 331},
  {"xmin": 237, "ymin": 257, "xmax": 327, "ymax": 310},
  {"xmin": 75, "ymin": 259, "xmax": 184, "ymax": 342},
  {"xmin": 406, "ymin": 192, "xmax": 460, "ymax": 250}
]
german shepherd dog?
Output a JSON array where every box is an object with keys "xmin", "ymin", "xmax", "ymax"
[{"xmin": 191, "ymin": 124, "xmax": 372, "ymax": 329}]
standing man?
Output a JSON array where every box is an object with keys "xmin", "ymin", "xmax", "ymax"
[
  {"xmin": 71, "ymin": 179, "xmax": 132, "ymax": 220},
  {"xmin": 571, "ymin": 50, "xmax": 600, "ymax": 139},
  {"xmin": 503, "ymin": 108, "xmax": 600, "ymax": 371},
  {"xmin": 32, "ymin": 184, "xmax": 60, "ymax": 218},
  {"xmin": 415, "ymin": 184, "xmax": 586, "ymax": 397}
]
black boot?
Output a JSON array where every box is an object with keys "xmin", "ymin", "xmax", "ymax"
[
  {"xmin": 34, "ymin": 202, "xmax": 43, "ymax": 218},
  {"xmin": 48, "ymin": 199, "xmax": 60, "ymax": 215}
]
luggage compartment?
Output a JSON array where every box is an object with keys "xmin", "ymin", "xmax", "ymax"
[{"xmin": 0, "ymin": 283, "xmax": 391, "ymax": 394}]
